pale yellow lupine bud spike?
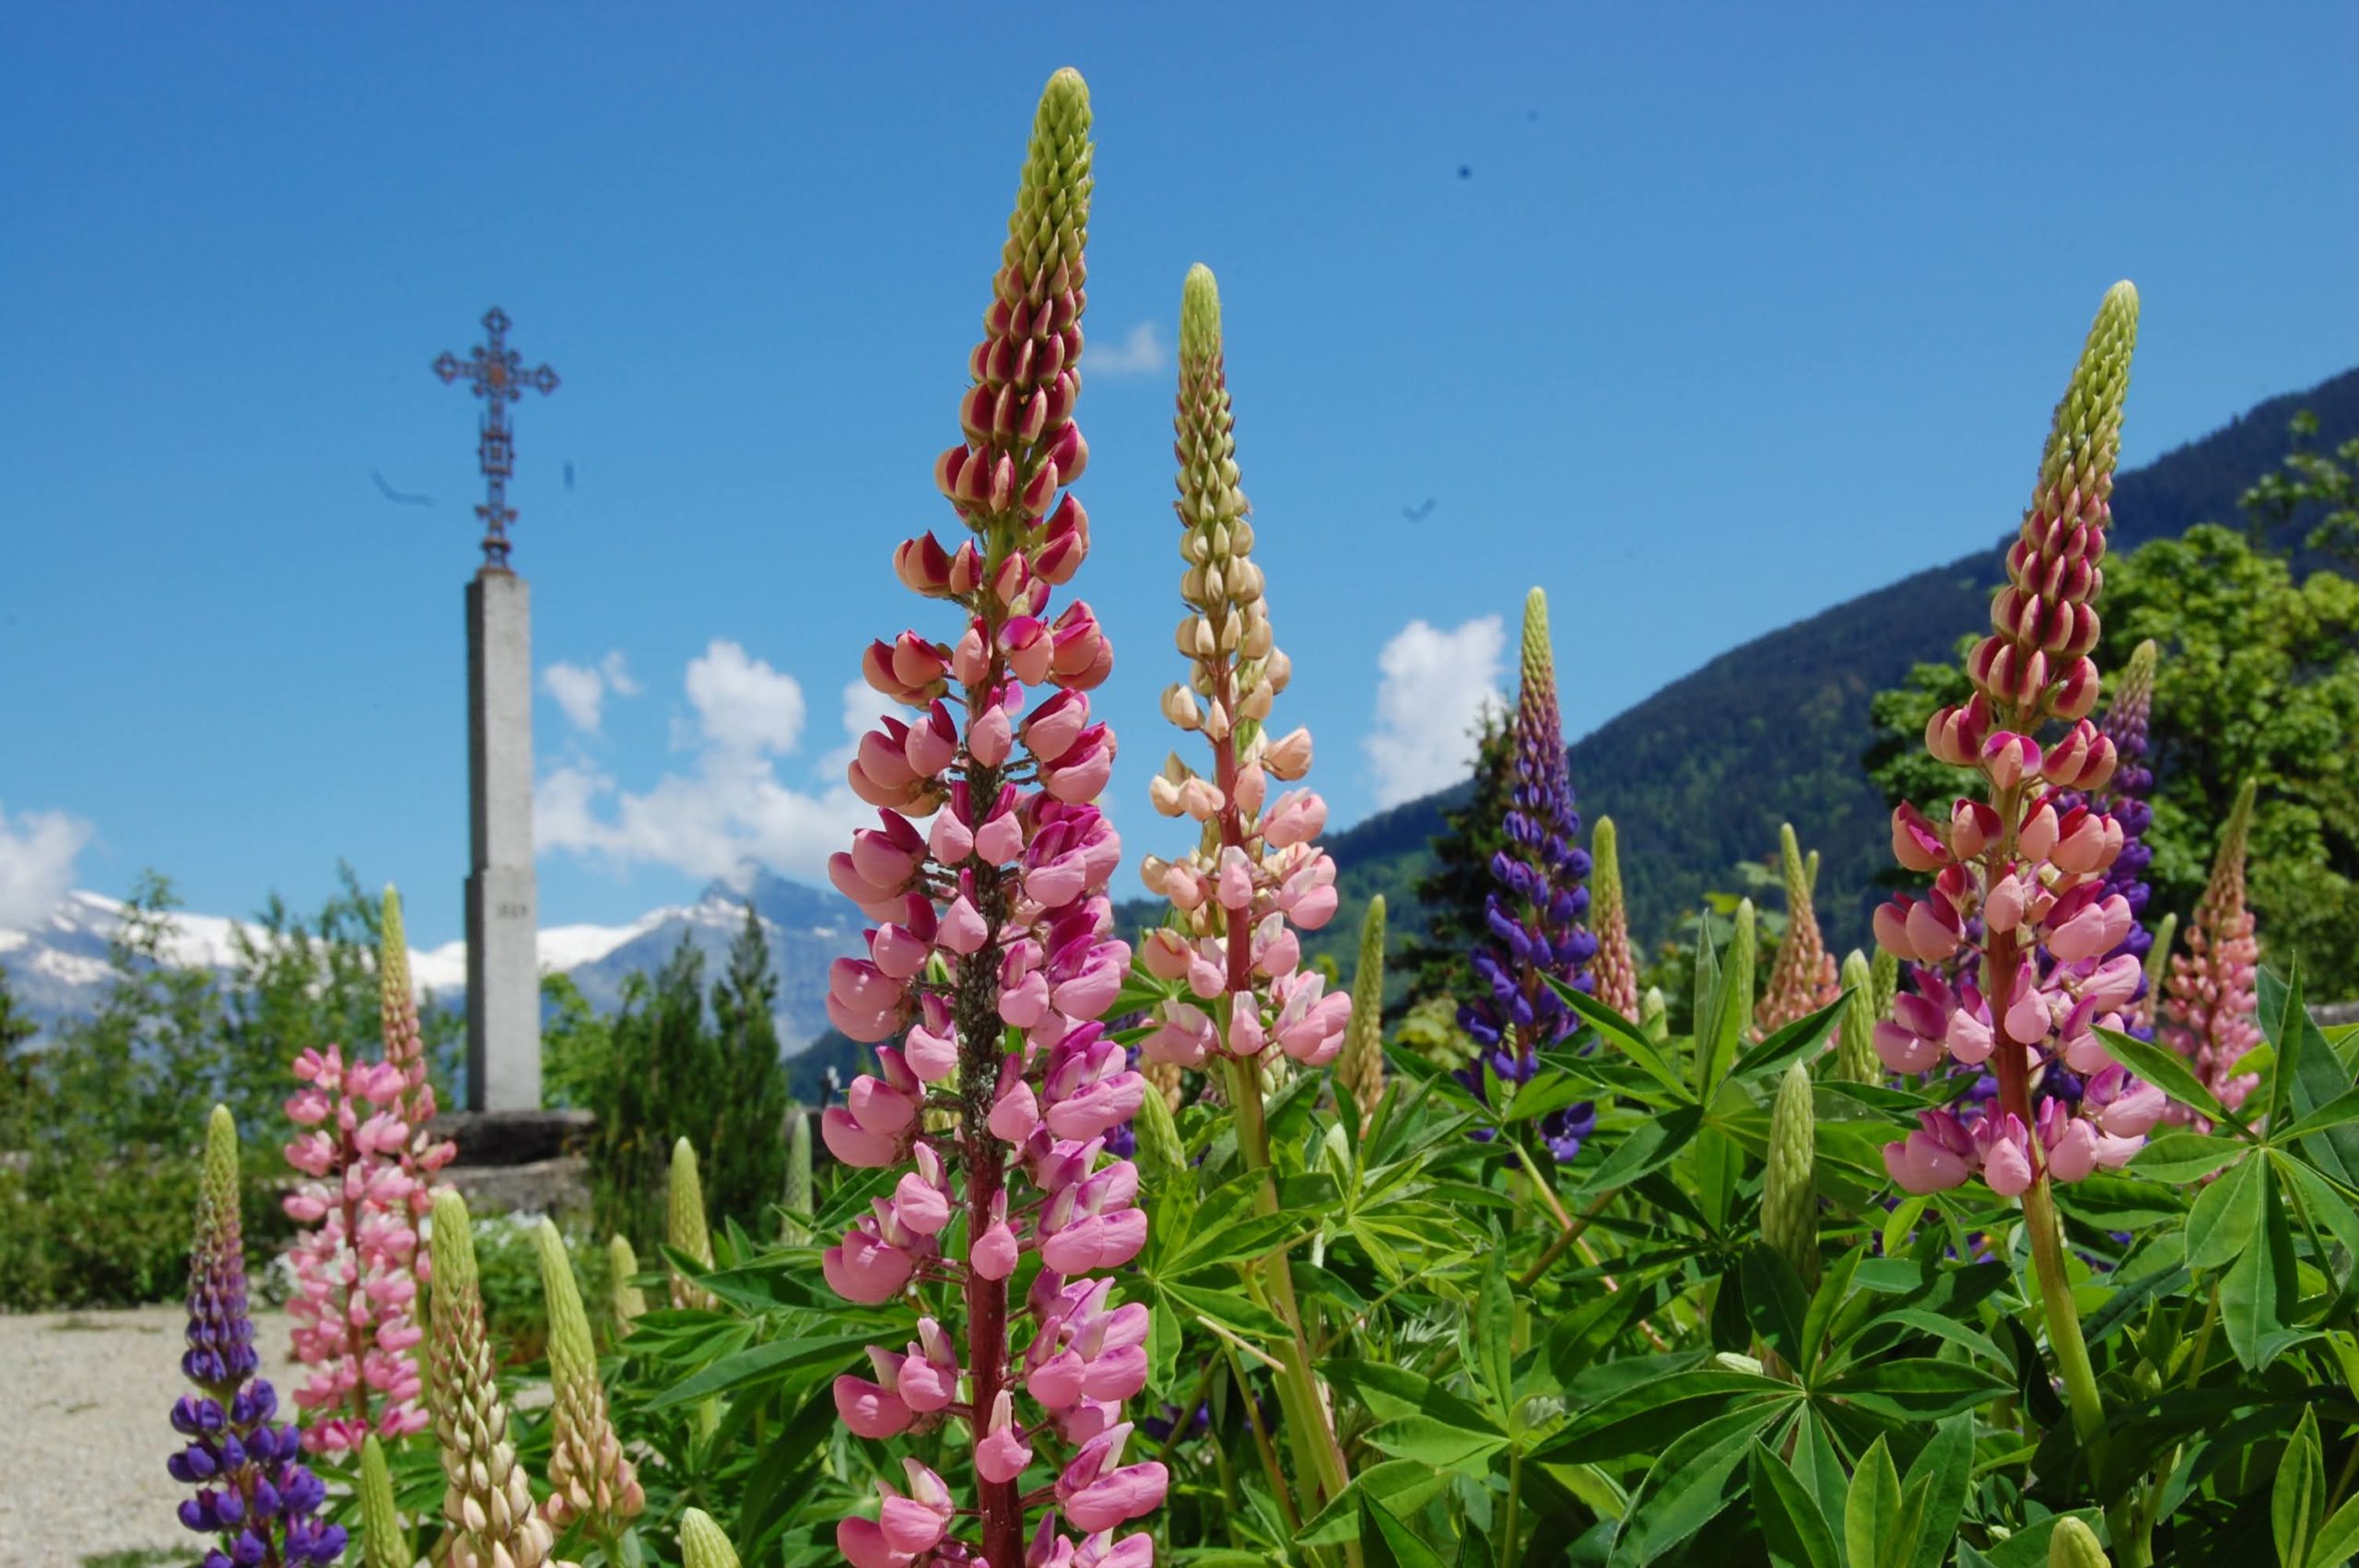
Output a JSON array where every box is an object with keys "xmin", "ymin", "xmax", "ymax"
[
  {"xmin": 427, "ymin": 1191, "xmax": 561, "ymax": 1568},
  {"xmin": 1337, "ymin": 895, "xmax": 1389, "ymax": 1132},
  {"xmin": 1834, "ymin": 950, "xmax": 1881, "ymax": 1084},
  {"xmin": 607, "ymin": 1235, "xmax": 649, "ymax": 1335},
  {"xmin": 668, "ymin": 1138, "xmax": 717, "ymax": 1312},
  {"xmin": 358, "ymin": 1433, "xmax": 413, "ymax": 1568},
  {"xmin": 1762, "ymin": 1062, "xmax": 1819, "ymax": 1293},
  {"xmin": 678, "ymin": 1507, "xmax": 743, "ymax": 1568},
  {"xmin": 536, "ymin": 1220, "xmax": 644, "ymax": 1530},
  {"xmin": 2048, "ymin": 1515, "xmax": 2111, "ymax": 1567}
]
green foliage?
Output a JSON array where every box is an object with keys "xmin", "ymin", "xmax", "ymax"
[
  {"xmin": 567, "ymin": 909, "xmax": 793, "ymax": 1253},
  {"xmin": 0, "ymin": 868, "xmax": 460, "ymax": 1310},
  {"xmin": 1400, "ymin": 704, "xmax": 1513, "ymax": 1009}
]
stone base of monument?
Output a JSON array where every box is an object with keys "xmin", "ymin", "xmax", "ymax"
[{"xmin": 428, "ymin": 1108, "xmax": 596, "ymax": 1220}]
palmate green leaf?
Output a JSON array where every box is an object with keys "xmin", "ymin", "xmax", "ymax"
[
  {"xmin": 1292, "ymin": 1460, "xmax": 1453, "ymax": 1548},
  {"xmin": 2221, "ymin": 1162, "xmax": 2299, "ymax": 1371},
  {"xmin": 1360, "ymin": 1492, "xmax": 1452, "ymax": 1568},
  {"xmin": 1729, "ymin": 992, "xmax": 1848, "ymax": 1086},
  {"xmin": 2277, "ymin": 1405, "xmax": 2327, "ymax": 1568},
  {"xmin": 1499, "ymin": 1069, "xmax": 1598, "ymax": 1126},
  {"xmin": 1801, "ymin": 1245, "xmax": 1865, "ymax": 1371},
  {"xmin": 1159, "ymin": 1280, "xmax": 1291, "ymax": 1342},
  {"xmin": 1900, "ymin": 1413, "xmax": 1974, "ymax": 1568},
  {"xmin": 1845, "ymin": 1436, "xmax": 1906, "ymax": 1568},
  {"xmin": 2310, "ymin": 1490, "xmax": 2359, "ymax": 1568},
  {"xmin": 2262, "ymin": 964, "xmax": 2310, "ymax": 1132},
  {"xmin": 1534, "ymin": 1365, "xmax": 1792, "ymax": 1464},
  {"xmin": 2275, "ymin": 1152, "xmax": 2359, "ymax": 1263},
  {"xmin": 1575, "ymin": 1104, "xmax": 1704, "ymax": 1198},
  {"xmin": 2281, "ymin": 1083, "xmax": 2359, "ymax": 1144},
  {"xmin": 642, "ymin": 1332, "xmax": 871, "ymax": 1410},
  {"xmin": 2131, "ymin": 1130, "xmax": 2247, "ymax": 1183},
  {"xmin": 1365, "ymin": 1413, "xmax": 1509, "ymax": 1472},
  {"xmin": 1549, "ymin": 976, "xmax": 1697, "ymax": 1104},
  {"xmin": 2262, "ymin": 967, "xmax": 2359, "ymax": 1187},
  {"xmin": 1789, "ymin": 1411, "xmax": 1850, "ymax": 1549},
  {"xmin": 1607, "ymin": 1400, "xmax": 1795, "ymax": 1566},
  {"xmin": 1820, "ymin": 1358, "xmax": 2013, "ymax": 1421},
  {"xmin": 1320, "ymin": 1358, "xmax": 1437, "ymax": 1422},
  {"xmin": 1742, "ymin": 1242, "xmax": 1812, "ymax": 1370},
  {"xmin": 2184, "ymin": 1150, "xmax": 2267, "ymax": 1271},
  {"xmin": 1748, "ymin": 1442, "xmax": 1842, "ymax": 1568},
  {"xmin": 2095, "ymin": 1024, "xmax": 2247, "ymax": 1137},
  {"xmin": 1476, "ymin": 1257, "xmax": 1515, "ymax": 1418},
  {"xmin": 2082, "ymin": 1258, "xmax": 2190, "ymax": 1349}
]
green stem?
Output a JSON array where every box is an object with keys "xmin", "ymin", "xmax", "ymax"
[
  {"xmin": 2025, "ymin": 1180, "xmax": 2142, "ymax": 1561},
  {"xmin": 1215, "ymin": 1333, "xmax": 1300, "ymax": 1534},
  {"xmin": 2022, "ymin": 1182, "xmax": 2105, "ymax": 1446},
  {"xmin": 1226, "ymin": 1058, "xmax": 1360, "ymax": 1562},
  {"xmin": 1499, "ymin": 1445, "xmax": 1524, "ymax": 1568}
]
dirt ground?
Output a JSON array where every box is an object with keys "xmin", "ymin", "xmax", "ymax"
[{"xmin": 0, "ymin": 1304, "xmax": 293, "ymax": 1568}]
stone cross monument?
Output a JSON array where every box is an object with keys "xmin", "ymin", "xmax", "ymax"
[{"xmin": 434, "ymin": 308, "xmax": 557, "ymax": 1113}]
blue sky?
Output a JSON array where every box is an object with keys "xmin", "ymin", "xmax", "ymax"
[{"xmin": 4, "ymin": 4, "xmax": 2354, "ymax": 949}]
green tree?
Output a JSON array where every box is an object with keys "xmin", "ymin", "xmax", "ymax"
[
  {"xmin": 0, "ymin": 960, "xmax": 40, "ymax": 1152},
  {"xmin": 708, "ymin": 903, "xmax": 789, "ymax": 1232},
  {"xmin": 1400, "ymin": 705, "xmax": 1513, "ymax": 1008},
  {"xmin": 587, "ymin": 934, "xmax": 722, "ymax": 1248},
  {"xmin": 1865, "ymin": 523, "xmax": 2359, "ymax": 997},
  {"xmin": 541, "ymin": 970, "xmax": 615, "ymax": 1112}
]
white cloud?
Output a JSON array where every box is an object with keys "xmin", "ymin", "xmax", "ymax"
[
  {"xmin": 537, "ymin": 640, "xmax": 871, "ymax": 883},
  {"xmin": 684, "ymin": 640, "xmax": 806, "ymax": 755},
  {"xmin": 1363, "ymin": 616, "xmax": 1508, "ymax": 808},
  {"xmin": 599, "ymin": 650, "xmax": 640, "ymax": 697},
  {"xmin": 543, "ymin": 649, "xmax": 641, "ymax": 735},
  {"xmin": 1090, "ymin": 321, "xmax": 1169, "ymax": 378},
  {"xmin": 0, "ymin": 804, "xmax": 93, "ymax": 928}
]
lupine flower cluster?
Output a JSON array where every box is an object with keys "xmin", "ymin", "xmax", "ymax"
[
  {"xmin": 1757, "ymin": 824, "xmax": 1839, "ymax": 1035},
  {"xmin": 1587, "ymin": 817, "xmax": 1638, "ymax": 1020},
  {"xmin": 817, "ymin": 68, "xmax": 1163, "ymax": 1568},
  {"xmin": 2159, "ymin": 778, "xmax": 2261, "ymax": 1123},
  {"xmin": 428, "ymin": 1190, "xmax": 571, "ymax": 1568},
  {"xmin": 1877, "ymin": 282, "xmax": 2168, "ymax": 1198},
  {"xmin": 280, "ymin": 887, "xmax": 453, "ymax": 1454},
  {"xmin": 173, "ymin": 1106, "xmax": 347, "ymax": 1567},
  {"xmin": 2064, "ymin": 637, "xmax": 2161, "ymax": 1035},
  {"xmin": 1457, "ymin": 588, "xmax": 1597, "ymax": 1162},
  {"xmin": 1134, "ymin": 263, "xmax": 1348, "ymax": 1082}
]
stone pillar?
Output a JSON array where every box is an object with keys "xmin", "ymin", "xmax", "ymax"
[{"xmin": 465, "ymin": 568, "xmax": 541, "ymax": 1112}]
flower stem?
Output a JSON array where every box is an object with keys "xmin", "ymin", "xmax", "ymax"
[{"xmin": 1224, "ymin": 1057, "xmax": 1358, "ymax": 1562}]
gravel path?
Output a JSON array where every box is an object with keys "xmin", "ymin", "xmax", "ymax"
[{"xmin": 0, "ymin": 1305, "xmax": 291, "ymax": 1568}]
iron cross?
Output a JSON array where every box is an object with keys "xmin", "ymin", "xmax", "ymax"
[{"xmin": 433, "ymin": 307, "xmax": 559, "ymax": 571}]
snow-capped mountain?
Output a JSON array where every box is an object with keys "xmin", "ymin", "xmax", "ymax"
[{"xmin": 0, "ymin": 870, "xmax": 865, "ymax": 1056}]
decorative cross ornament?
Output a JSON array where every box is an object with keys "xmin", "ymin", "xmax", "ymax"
[{"xmin": 433, "ymin": 307, "xmax": 558, "ymax": 570}]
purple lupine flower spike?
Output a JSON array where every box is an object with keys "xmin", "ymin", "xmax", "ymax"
[
  {"xmin": 173, "ymin": 1106, "xmax": 347, "ymax": 1568},
  {"xmin": 2092, "ymin": 638, "xmax": 2158, "ymax": 1029},
  {"xmin": 1457, "ymin": 589, "xmax": 1598, "ymax": 1161}
]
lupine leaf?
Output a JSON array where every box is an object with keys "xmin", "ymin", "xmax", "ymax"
[
  {"xmin": 2221, "ymin": 1164, "xmax": 2295, "ymax": 1371},
  {"xmin": 1748, "ymin": 1442, "xmax": 1842, "ymax": 1568},
  {"xmin": 1900, "ymin": 1414, "xmax": 1974, "ymax": 1568},
  {"xmin": 1551, "ymin": 977, "xmax": 1697, "ymax": 1104},
  {"xmin": 2131, "ymin": 1131, "xmax": 2246, "ymax": 1182},
  {"xmin": 1742, "ymin": 1242, "xmax": 1812, "ymax": 1369},
  {"xmin": 1844, "ymin": 1435, "xmax": 1907, "ymax": 1568},
  {"xmin": 1292, "ymin": 1461, "xmax": 1451, "ymax": 1547},
  {"xmin": 2095, "ymin": 1024, "xmax": 2244, "ymax": 1136},
  {"xmin": 1607, "ymin": 1401, "xmax": 1790, "ymax": 1566},
  {"xmin": 2275, "ymin": 1405, "xmax": 2326, "ymax": 1567},
  {"xmin": 2183, "ymin": 1151, "xmax": 2266, "ymax": 1271},
  {"xmin": 643, "ymin": 1333, "xmax": 870, "ymax": 1410},
  {"xmin": 1730, "ymin": 993, "xmax": 1848, "ymax": 1086}
]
